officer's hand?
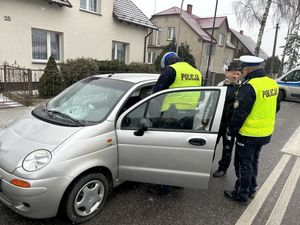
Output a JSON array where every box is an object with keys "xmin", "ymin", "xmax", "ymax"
[{"xmin": 225, "ymin": 128, "xmax": 234, "ymax": 141}]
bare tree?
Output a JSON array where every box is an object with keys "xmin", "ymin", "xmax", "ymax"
[
  {"xmin": 233, "ymin": 0, "xmax": 294, "ymax": 57},
  {"xmin": 278, "ymin": 0, "xmax": 300, "ymax": 73}
]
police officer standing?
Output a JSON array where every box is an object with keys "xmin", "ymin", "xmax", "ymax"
[
  {"xmin": 212, "ymin": 61, "xmax": 242, "ymax": 177},
  {"xmin": 149, "ymin": 51, "xmax": 203, "ymax": 195},
  {"xmin": 224, "ymin": 55, "xmax": 280, "ymax": 203}
]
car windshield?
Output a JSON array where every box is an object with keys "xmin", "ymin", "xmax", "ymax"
[{"xmin": 45, "ymin": 77, "xmax": 133, "ymax": 125}]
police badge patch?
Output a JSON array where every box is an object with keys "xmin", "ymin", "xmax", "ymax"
[{"xmin": 234, "ymin": 100, "xmax": 239, "ymax": 108}]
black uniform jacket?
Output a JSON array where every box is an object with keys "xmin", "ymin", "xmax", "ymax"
[
  {"xmin": 152, "ymin": 66, "xmax": 176, "ymax": 93},
  {"xmin": 228, "ymin": 69, "xmax": 281, "ymax": 145}
]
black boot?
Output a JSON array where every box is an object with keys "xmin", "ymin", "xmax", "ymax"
[{"xmin": 213, "ymin": 169, "xmax": 226, "ymax": 177}]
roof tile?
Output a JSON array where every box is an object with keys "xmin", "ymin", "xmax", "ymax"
[
  {"xmin": 113, "ymin": 0, "xmax": 156, "ymax": 29},
  {"xmin": 231, "ymin": 29, "xmax": 269, "ymax": 59}
]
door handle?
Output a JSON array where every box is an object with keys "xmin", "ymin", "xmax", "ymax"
[{"xmin": 188, "ymin": 138, "xmax": 206, "ymax": 146}]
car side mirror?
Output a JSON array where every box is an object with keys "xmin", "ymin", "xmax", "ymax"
[{"xmin": 134, "ymin": 118, "xmax": 152, "ymax": 136}]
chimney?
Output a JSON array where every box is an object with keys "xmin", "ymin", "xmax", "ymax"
[
  {"xmin": 187, "ymin": 4, "xmax": 193, "ymax": 14},
  {"xmin": 240, "ymin": 30, "xmax": 244, "ymax": 35}
]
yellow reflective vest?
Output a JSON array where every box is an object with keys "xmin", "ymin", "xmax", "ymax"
[
  {"xmin": 161, "ymin": 62, "xmax": 202, "ymax": 111},
  {"xmin": 239, "ymin": 76, "xmax": 279, "ymax": 137}
]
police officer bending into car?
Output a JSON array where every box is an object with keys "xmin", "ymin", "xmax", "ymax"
[
  {"xmin": 148, "ymin": 51, "xmax": 203, "ymax": 195},
  {"xmin": 224, "ymin": 55, "xmax": 281, "ymax": 203}
]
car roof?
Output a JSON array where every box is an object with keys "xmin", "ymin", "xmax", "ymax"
[{"xmin": 94, "ymin": 73, "xmax": 160, "ymax": 84}]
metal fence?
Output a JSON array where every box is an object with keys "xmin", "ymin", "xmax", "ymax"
[{"xmin": 0, "ymin": 62, "xmax": 44, "ymax": 108}]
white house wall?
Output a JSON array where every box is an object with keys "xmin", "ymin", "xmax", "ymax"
[{"xmin": 0, "ymin": 0, "xmax": 148, "ymax": 69}]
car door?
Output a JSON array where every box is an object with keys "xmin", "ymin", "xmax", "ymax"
[
  {"xmin": 116, "ymin": 87, "xmax": 226, "ymax": 189},
  {"xmin": 288, "ymin": 70, "xmax": 300, "ymax": 98},
  {"xmin": 281, "ymin": 70, "xmax": 300, "ymax": 98}
]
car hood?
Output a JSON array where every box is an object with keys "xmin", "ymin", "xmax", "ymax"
[{"xmin": 0, "ymin": 114, "xmax": 82, "ymax": 173}]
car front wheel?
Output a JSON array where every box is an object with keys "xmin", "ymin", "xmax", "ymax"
[{"xmin": 62, "ymin": 173, "xmax": 109, "ymax": 224}]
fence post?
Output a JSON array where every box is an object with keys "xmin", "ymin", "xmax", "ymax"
[
  {"xmin": 28, "ymin": 69, "xmax": 33, "ymax": 96},
  {"xmin": 3, "ymin": 63, "xmax": 7, "ymax": 90}
]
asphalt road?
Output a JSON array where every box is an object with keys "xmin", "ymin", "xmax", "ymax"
[{"xmin": 1, "ymin": 101, "xmax": 300, "ymax": 225}]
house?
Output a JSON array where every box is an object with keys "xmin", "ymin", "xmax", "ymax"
[
  {"xmin": 0, "ymin": 0, "xmax": 156, "ymax": 69},
  {"xmin": 230, "ymin": 29, "xmax": 269, "ymax": 59},
  {"xmin": 147, "ymin": 4, "xmax": 236, "ymax": 77}
]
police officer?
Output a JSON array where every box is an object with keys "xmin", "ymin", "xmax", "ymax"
[
  {"xmin": 212, "ymin": 61, "xmax": 242, "ymax": 177},
  {"xmin": 224, "ymin": 55, "xmax": 281, "ymax": 203},
  {"xmin": 148, "ymin": 51, "xmax": 203, "ymax": 195}
]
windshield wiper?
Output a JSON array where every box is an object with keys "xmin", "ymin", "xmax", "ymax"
[{"xmin": 46, "ymin": 109, "xmax": 85, "ymax": 126}]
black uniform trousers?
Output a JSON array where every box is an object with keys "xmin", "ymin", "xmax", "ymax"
[
  {"xmin": 233, "ymin": 138, "xmax": 263, "ymax": 201},
  {"xmin": 215, "ymin": 123, "xmax": 235, "ymax": 172}
]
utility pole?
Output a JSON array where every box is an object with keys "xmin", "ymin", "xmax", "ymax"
[
  {"xmin": 176, "ymin": 0, "xmax": 184, "ymax": 54},
  {"xmin": 204, "ymin": 0, "xmax": 219, "ymax": 85},
  {"xmin": 270, "ymin": 23, "xmax": 280, "ymax": 78}
]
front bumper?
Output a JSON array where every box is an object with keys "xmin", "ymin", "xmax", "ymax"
[{"xmin": 0, "ymin": 167, "xmax": 71, "ymax": 219}]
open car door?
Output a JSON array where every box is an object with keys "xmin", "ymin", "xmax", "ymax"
[{"xmin": 116, "ymin": 86, "xmax": 226, "ymax": 189}]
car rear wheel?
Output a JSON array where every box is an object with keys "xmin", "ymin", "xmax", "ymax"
[{"xmin": 62, "ymin": 173, "xmax": 109, "ymax": 224}]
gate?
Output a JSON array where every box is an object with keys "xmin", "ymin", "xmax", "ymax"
[{"xmin": 0, "ymin": 62, "xmax": 43, "ymax": 108}]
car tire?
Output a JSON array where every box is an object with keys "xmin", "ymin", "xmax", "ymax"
[
  {"xmin": 62, "ymin": 173, "xmax": 109, "ymax": 224},
  {"xmin": 278, "ymin": 89, "xmax": 286, "ymax": 101}
]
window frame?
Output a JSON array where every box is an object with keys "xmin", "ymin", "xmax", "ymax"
[
  {"xmin": 112, "ymin": 41, "xmax": 128, "ymax": 64},
  {"xmin": 32, "ymin": 28, "xmax": 62, "ymax": 63},
  {"xmin": 120, "ymin": 89, "xmax": 221, "ymax": 133},
  {"xmin": 218, "ymin": 33, "xmax": 225, "ymax": 47},
  {"xmin": 147, "ymin": 52, "xmax": 156, "ymax": 64},
  {"xmin": 167, "ymin": 27, "xmax": 176, "ymax": 40},
  {"xmin": 80, "ymin": 0, "xmax": 100, "ymax": 14},
  {"xmin": 156, "ymin": 28, "xmax": 162, "ymax": 46}
]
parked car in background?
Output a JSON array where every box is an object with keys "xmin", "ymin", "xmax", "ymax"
[
  {"xmin": 0, "ymin": 73, "xmax": 226, "ymax": 223},
  {"xmin": 277, "ymin": 66, "xmax": 300, "ymax": 101}
]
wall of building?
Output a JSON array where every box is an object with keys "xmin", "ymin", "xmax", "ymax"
[
  {"xmin": 205, "ymin": 22, "xmax": 235, "ymax": 74},
  {"xmin": 149, "ymin": 15, "xmax": 204, "ymax": 71},
  {"xmin": 0, "ymin": 0, "xmax": 148, "ymax": 69}
]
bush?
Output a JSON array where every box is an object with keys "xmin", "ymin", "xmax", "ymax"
[
  {"xmin": 38, "ymin": 55, "xmax": 62, "ymax": 98},
  {"xmin": 60, "ymin": 58, "xmax": 99, "ymax": 88},
  {"xmin": 127, "ymin": 62, "xmax": 156, "ymax": 73},
  {"xmin": 97, "ymin": 60, "xmax": 128, "ymax": 73},
  {"xmin": 56, "ymin": 59, "xmax": 158, "ymax": 92}
]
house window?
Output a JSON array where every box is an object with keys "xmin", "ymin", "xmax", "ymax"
[
  {"xmin": 112, "ymin": 41, "xmax": 128, "ymax": 63},
  {"xmin": 206, "ymin": 44, "xmax": 216, "ymax": 56},
  {"xmin": 148, "ymin": 34, "xmax": 153, "ymax": 45},
  {"xmin": 147, "ymin": 52, "xmax": 156, "ymax": 64},
  {"xmin": 167, "ymin": 27, "xmax": 176, "ymax": 40},
  {"xmin": 156, "ymin": 28, "xmax": 162, "ymax": 46},
  {"xmin": 80, "ymin": 0, "xmax": 99, "ymax": 13},
  {"xmin": 218, "ymin": 33, "xmax": 225, "ymax": 46},
  {"xmin": 32, "ymin": 28, "xmax": 62, "ymax": 62}
]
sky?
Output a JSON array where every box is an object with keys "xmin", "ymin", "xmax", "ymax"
[{"xmin": 131, "ymin": 0, "xmax": 289, "ymax": 58}]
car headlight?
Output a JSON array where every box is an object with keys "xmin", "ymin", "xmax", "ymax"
[{"xmin": 22, "ymin": 150, "xmax": 52, "ymax": 172}]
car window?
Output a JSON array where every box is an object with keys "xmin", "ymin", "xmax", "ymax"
[
  {"xmin": 118, "ymin": 85, "xmax": 154, "ymax": 117},
  {"xmin": 45, "ymin": 77, "xmax": 133, "ymax": 124},
  {"xmin": 121, "ymin": 90, "xmax": 220, "ymax": 132},
  {"xmin": 285, "ymin": 71, "xmax": 300, "ymax": 82},
  {"xmin": 294, "ymin": 71, "xmax": 300, "ymax": 81}
]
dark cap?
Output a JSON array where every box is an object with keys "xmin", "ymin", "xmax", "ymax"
[{"xmin": 225, "ymin": 61, "xmax": 242, "ymax": 71}]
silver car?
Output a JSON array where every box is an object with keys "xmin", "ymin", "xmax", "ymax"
[
  {"xmin": 0, "ymin": 73, "xmax": 226, "ymax": 223},
  {"xmin": 277, "ymin": 66, "xmax": 300, "ymax": 101}
]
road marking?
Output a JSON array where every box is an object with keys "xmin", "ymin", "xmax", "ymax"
[
  {"xmin": 265, "ymin": 157, "xmax": 300, "ymax": 225},
  {"xmin": 281, "ymin": 125, "xmax": 300, "ymax": 157},
  {"xmin": 235, "ymin": 154, "xmax": 291, "ymax": 225}
]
